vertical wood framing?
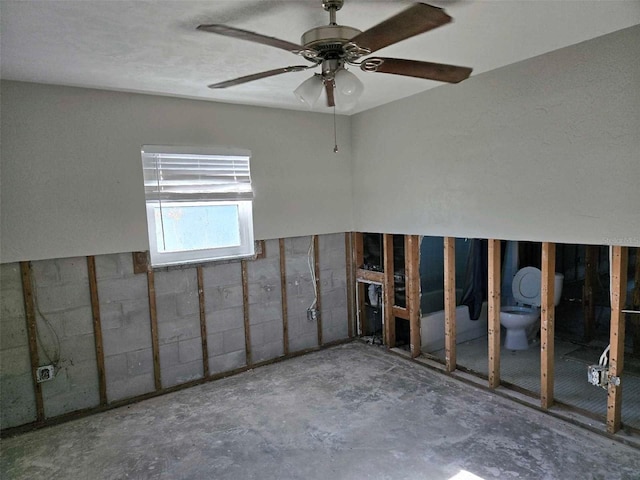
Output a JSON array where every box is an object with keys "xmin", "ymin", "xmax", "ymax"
[
  {"xmin": 383, "ymin": 234, "xmax": 396, "ymax": 348},
  {"xmin": 405, "ymin": 235, "xmax": 421, "ymax": 358},
  {"xmin": 196, "ymin": 266, "xmax": 209, "ymax": 378},
  {"xmin": 279, "ymin": 238, "xmax": 289, "ymax": 355},
  {"xmin": 20, "ymin": 261, "xmax": 45, "ymax": 422},
  {"xmin": 540, "ymin": 242, "xmax": 556, "ymax": 409},
  {"xmin": 607, "ymin": 246, "xmax": 628, "ymax": 434},
  {"xmin": 345, "ymin": 233, "xmax": 355, "ymax": 339},
  {"xmin": 354, "ymin": 233, "xmax": 365, "ymax": 336},
  {"xmin": 444, "ymin": 237, "xmax": 457, "ymax": 372},
  {"xmin": 583, "ymin": 246, "xmax": 598, "ymax": 342},
  {"xmin": 241, "ymin": 260, "xmax": 252, "ymax": 366},
  {"xmin": 313, "ymin": 235, "xmax": 323, "ymax": 346},
  {"xmin": 488, "ymin": 239, "xmax": 501, "ymax": 389},
  {"xmin": 146, "ymin": 270, "xmax": 162, "ymax": 391},
  {"xmin": 87, "ymin": 256, "xmax": 107, "ymax": 406}
]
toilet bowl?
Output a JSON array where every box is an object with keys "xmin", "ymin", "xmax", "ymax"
[{"xmin": 500, "ymin": 267, "xmax": 564, "ymax": 350}]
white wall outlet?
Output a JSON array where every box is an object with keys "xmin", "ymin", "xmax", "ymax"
[{"xmin": 36, "ymin": 365, "xmax": 55, "ymax": 383}]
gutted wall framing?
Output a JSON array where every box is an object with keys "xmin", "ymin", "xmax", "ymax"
[{"xmin": 0, "ymin": 233, "xmax": 350, "ymax": 434}]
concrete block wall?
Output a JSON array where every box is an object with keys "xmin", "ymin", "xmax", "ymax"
[
  {"xmin": 247, "ymin": 239, "xmax": 284, "ymax": 363},
  {"xmin": 0, "ymin": 264, "xmax": 37, "ymax": 429},
  {"xmin": 285, "ymin": 236, "xmax": 321, "ymax": 352},
  {"xmin": 0, "ymin": 234, "xmax": 350, "ymax": 430},
  {"xmin": 202, "ymin": 261, "xmax": 247, "ymax": 374},
  {"xmin": 96, "ymin": 253, "xmax": 155, "ymax": 402},
  {"xmin": 29, "ymin": 257, "xmax": 100, "ymax": 418},
  {"xmin": 319, "ymin": 233, "xmax": 349, "ymax": 344},
  {"xmin": 155, "ymin": 268, "xmax": 203, "ymax": 387}
]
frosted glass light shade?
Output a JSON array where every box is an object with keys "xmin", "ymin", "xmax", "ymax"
[
  {"xmin": 294, "ymin": 75, "xmax": 323, "ymax": 108},
  {"xmin": 334, "ymin": 68, "xmax": 364, "ymax": 110}
]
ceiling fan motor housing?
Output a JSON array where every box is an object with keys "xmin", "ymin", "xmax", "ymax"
[{"xmin": 301, "ymin": 25, "xmax": 362, "ymax": 59}]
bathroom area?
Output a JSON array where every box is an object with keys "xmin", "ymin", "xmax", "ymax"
[{"xmin": 417, "ymin": 237, "xmax": 640, "ymax": 432}]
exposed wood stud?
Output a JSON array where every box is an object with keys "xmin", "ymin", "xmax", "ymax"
[
  {"xmin": 488, "ymin": 239, "xmax": 501, "ymax": 389},
  {"xmin": 356, "ymin": 268, "xmax": 385, "ymax": 283},
  {"xmin": 146, "ymin": 270, "xmax": 162, "ymax": 391},
  {"xmin": 132, "ymin": 252, "xmax": 149, "ymax": 275},
  {"xmin": 87, "ymin": 256, "xmax": 107, "ymax": 406},
  {"xmin": 607, "ymin": 246, "xmax": 628, "ymax": 434},
  {"xmin": 254, "ymin": 240, "xmax": 267, "ymax": 260},
  {"xmin": 20, "ymin": 261, "xmax": 45, "ymax": 422},
  {"xmin": 241, "ymin": 260, "xmax": 252, "ymax": 366},
  {"xmin": 392, "ymin": 306, "xmax": 409, "ymax": 320},
  {"xmin": 383, "ymin": 233, "xmax": 396, "ymax": 348},
  {"xmin": 313, "ymin": 235, "xmax": 323, "ymax": 346},
  {"xmin": 197, "ymin": 266, "xmax": 209, "ymax": 378},
  {"xmin": 406, "ymin": 235, "xmax": 421, "ymax": 358},
  {"xmin": 444, "ymin": 237, "xmax": 456, "ymax": 373},
  {"xmin": 540, "ymin": 242, "xmax": 556, "ymax": 409},
  {"xmin": 345, "ymin": 233, "xmax": 355, "ymax": 339},
  {"xmin": 354, "ymin": 233, "xmax": 365, "ymax": 336},
  {"xmin": 583, "ymin": 246, "xmax": 598, "ymax": 342},
  {"xmin": 279, "ymin": 238, "xmax": 289, "ymax": 356},
  {"xmin": 631, "ymin": 248, "xmax": 640, "ymax": 355}
]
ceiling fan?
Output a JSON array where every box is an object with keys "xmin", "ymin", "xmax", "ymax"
[{"xmin": 197, "ymin": 0, "xmax": 472, "ymax": 109}]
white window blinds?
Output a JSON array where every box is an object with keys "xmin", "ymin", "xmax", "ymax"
[{"xmin": 142, "ymin": 145, "xmax": 253, "ymax": 201}]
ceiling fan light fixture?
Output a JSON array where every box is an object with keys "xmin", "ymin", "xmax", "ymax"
[
  {"xmin": 334, "ymin": 68, "xmax": 363, "ymax": 98},
  {"xmin": 294, "ymin": 74, "xmax": 324, "ymax": 108}
]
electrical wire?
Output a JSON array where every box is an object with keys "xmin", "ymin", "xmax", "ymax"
[
  {"xmin": 31, "ymin": 275, "xmax": 62, "ymax": 368},
  {"xmin": 308, "ymin": 237, "xmax": 318, "ymax": 311}
]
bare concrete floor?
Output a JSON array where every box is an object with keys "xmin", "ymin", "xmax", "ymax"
[{"xmin": 2, "ymin": 342, "xmax": 639, "ymax": 480}]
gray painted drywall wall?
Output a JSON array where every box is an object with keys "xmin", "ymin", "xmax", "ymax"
[
  {"xmin": 0, "ymin": 82, "xmax": 352, "ymax": 263},
  {"xmin": 352, "ymin": 26, "xmax": 640, "ymax": 247}
]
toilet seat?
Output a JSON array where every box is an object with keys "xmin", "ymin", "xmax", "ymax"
[{"xmin": 512, "ymin": 267, "xmax": 541, "ymax": 307}]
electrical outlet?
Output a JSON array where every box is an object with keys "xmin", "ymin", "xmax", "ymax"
[
  {"xmin": 36, "ymin": 365, "xmax": 55, "ymax": 383},
  {"xmin": 588, "ymin": 365, "xmax": 608, "ymax": 389},
  {"xmin": 307, "ymin": 308, "xmax": 319, "ymax": 322}
]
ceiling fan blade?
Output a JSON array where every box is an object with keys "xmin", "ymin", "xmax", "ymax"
[
  {"xmin": 350, "ymin": 3, "xmax": 451, "ymax": 54},
  {"xmin": 197, "ymin": 24, "xmax": 307, "ymax": 54},
  {"xmin": 361, "ymin": 57, "xmax": 472, "ymax": 84},
  {"xmin": 208, "ymin": 66, "xmax": 310, "ymax": 89},
  {"xmin": 325, "ymin": 80, "xmax": 336, "ymax": 107}
]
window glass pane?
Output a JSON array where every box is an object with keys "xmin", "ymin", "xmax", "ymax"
[{"xmin": 155, "ymin": 204, "xmax": 240, "ymax": 253}]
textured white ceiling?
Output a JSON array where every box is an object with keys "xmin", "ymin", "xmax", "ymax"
[{"xmin": 2, "ymin": 1, "xmax": 639, "ymax": 114}]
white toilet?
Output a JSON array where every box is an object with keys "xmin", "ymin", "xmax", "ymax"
[{"xmin": 500, "ymin": 267, "xmax": 564, "ymax": 350}]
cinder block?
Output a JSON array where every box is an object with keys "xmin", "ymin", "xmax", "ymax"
[
  {"xmin": 206, "ymin": 332, "xmax": 224, "ymax": 357},
  {"xmin": 161, "ymin": 361, "xmax": 203, "ymax": 388},
  {"xmin": 126, "ymin": 348, "xmax": 154, "ymax": 376},
  {"xmin": 285, "ymin": 236, "xmax": 313, "ymax": 255},
  {"xmin": 179, "ymin": 337, "xmax": 203, "ymax": 364},
  {"xmin": 155, "ymin": 294, "xmax": 178, "ymax": 321},
  {"xmin": 248, "ymin": 301, "xmax": 281, "ymax": 326},
  {"xmin": 205, "ymin": 306, "xmax": 244, "ymax": 333},
  {"xmin": 175, "ymin": 291, "xmax": 199, "ymax": 317},
  {"xmin": 121, "ymin": 299, "xmax": 151, "ymax": 327},
  {"xmin": 248, "ymin": 283, "xmax": 281, "ymax": 305},
  {"xmin": 262, "ymin": 319, "xmax": 284, "ymax": 345},
  {"xmin": 102, "ymin": 322, "xmax": 152, "ymax": 357},
  {"xmin": 98, "ymin": 275, "xmax": 148, "ymax": 304},
  {"xmin": 94, "ymin": 254, "xmax": 123, "ymax": 280},
  {"xmin": 209, "ymin": 350, "xmax": 246, "ymax": 375},
  {"xmin": 0, "ymin": 346, "xmax": 32, "ymax": 375},
  {"xmin": 1, "ymin": 286, "xmax": 26, "ymax": 319},
  {"xmin": 1, "ymin": 316, "xmax": 29, "ymax": 350},
  {"xmin": 104, "ymin": 353, "xmax": 128, "ymax": 382},
  {"xmin": 30, "ymin": 259, "xmax": 60, "ymax": 286},
  {"xmin": 289, "ymin": 332, "xmax": 318, "ymax": 352},
  {"xmin": 56, "ymin": 257, "xmax": 89, "ymax": 284},
  {"xmin": 0, "ymin": 373, "xmax": 37, "ymax": 429},
  {"xmin": 205, "ymin": 284, "xmax": 244, "ymax": 311},
  {"xmin": 321, "ymin": 288, "xmax": 348, "ymax": 309},
  {"xmin": 222, "ymin": 327, "xmax": 246, "ymax": 354},
  {"xmin": 249, "ymin": 322, "xmax": 264, "ymax": 347},
  {"xmin": 107, "ymin": 372, "xmax": 155, "ymax": 403},
  {"xmin": 159, "ymin": 342, "xmax": 180, "ymax": 374},
  {"xmin": 100, "ymin": 302, "xmax": 123, "ymax": 330},
  {"xmin": 247, "ymin": 257, "xmax": 280, "ymax": 283},
  {"xmin": 0, "ymin": 263, "xmax": 21, "ymax": 285},
  {"xmin": 60, "ymin": 306, "xmax": 95, "ymax": 336},
  {"xmin": 157, "ymin": 314, "xmax": 200, "ymax": 345},
  {"xmin": 252, "ymin": 341, "xmax": 284, "ymax": 364},
  {"xmin": 154, "ymin": 269, "xmax": 197, "ymax": 296},
  {"xmin": 285, "ymin": 255, "xmax": 312, "ymax": 278},
  {"xmin": 202, "ymin": 262, "xmax": 241, "ymax": 287},
  {"xmin": 31, "ymin": 283, "xmax": 91, "ymax": 313},
  {"xmin": 59, "ymin": 334, "xmax": 98, "ymax": 363}
]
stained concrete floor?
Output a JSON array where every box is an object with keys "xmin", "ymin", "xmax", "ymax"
[{"xmin": 2, "ymin": 342, "xmax": 639, "ymax": 480}]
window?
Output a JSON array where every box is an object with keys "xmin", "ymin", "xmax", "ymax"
[{"xmin": 141, "ymin": 145, "xmax": 254, "ymax": 267}]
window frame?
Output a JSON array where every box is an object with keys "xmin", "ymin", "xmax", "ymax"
[{"xmin": 141, "ymin": 145, "xmax": 255, "ymax": 268}]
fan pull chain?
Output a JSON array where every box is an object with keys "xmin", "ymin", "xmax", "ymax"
[{"xmin": 333, "ymin": 106, "xmax": 338, "ymax": 153}]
